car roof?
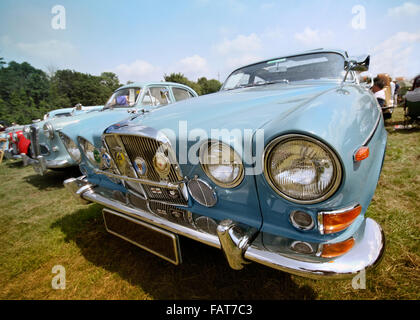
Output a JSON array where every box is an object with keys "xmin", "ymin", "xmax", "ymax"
[{"xmin": 117, "ymin": 81, "xmax": 195, "ymax": 91}]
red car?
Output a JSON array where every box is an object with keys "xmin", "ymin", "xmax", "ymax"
[{"xmin": 5, "ymin": 128, "xmax": 32, "ymax": 159}]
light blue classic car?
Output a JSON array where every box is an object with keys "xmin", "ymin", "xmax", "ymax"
[
  {"xmin": 65, "ymin": 49, "xmax": 386, "ymax": 279},
  {"xmin": 35, "ymin": 82, "xmax": 198, "ymax": 176},
  {"xmin": 22, "ymin": 105, "xmax": 105, "ymax": 173}
]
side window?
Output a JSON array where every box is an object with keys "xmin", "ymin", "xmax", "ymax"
[
  {"xmin": 142, "ymin": 87, "xmax": 170, "ymax": 106},
  {"xmin": 172, "ymin": 87, "xmax": 193, "ymax": 102}
]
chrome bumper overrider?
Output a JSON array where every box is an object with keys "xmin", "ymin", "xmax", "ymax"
[
  {"xmin": 23, "ymin": 154, "xmax": 71, "ymax": 175},
  {"xmin": 64, "ymin": 176, "xmax": 385, "ymax": 279}
]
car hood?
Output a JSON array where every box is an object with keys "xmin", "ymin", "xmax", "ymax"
[
  {"xmin": 49, "ymin": 107, "xmax": 126, "ymax": 131},
  {"xmin": 61, "ymin": 109, "xmax": 138, "ymax": 146},
  {"xmin": 108, "ymin": 82, "xmax": 339, "ymax": 134}
]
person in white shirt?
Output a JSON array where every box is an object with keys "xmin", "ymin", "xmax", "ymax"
[{"xmin": 372, "ymin": 77, "xmax": 386, "ymax": 108}]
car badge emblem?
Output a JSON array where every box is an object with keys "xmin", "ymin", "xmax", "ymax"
[
  {"xmin": 93, "ymin": 149, "xmax": 101, "ymax": 163},
  {"xmin": 114, "ymin": 151, "xmax": 126, "ymax": 169},
  {"xmin": 101, "ymin": 153, "xmax": 112, "ymax": 169},
  {"xmin": 153, "ymin": 152, "xmax": 170, "ymax": 178},
  {"xmin": 133, "ymin": 157, "xmax": 147, "ymax": 176}
]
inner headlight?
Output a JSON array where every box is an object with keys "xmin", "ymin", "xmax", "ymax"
[
  {"xmin": 78, "ymin": 137, "xmax": 101, "ymax": 167},
  {"xmin": 264, "ymin": 134, "xmax": 342, "ymax": 203},
  {"xmin": 43, "ymin": 122, "xmax": 54, "ymax": 140},
  {"xmin": 23, "ymin": 126, "xmax": 31, "ymax": 139},
  {"xmin": 59, "ymin": 132, "xmax": 81, "ymax": 163},
  {"xmin": 199, "ymin": 141, "xmax": 244, "ymax": 188}
]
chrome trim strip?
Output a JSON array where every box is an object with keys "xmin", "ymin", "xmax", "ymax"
[
  {"xmin": 46, "ymin": 159, "xmax": 72, "ymax": 168},
  {"xmin": 103, "ymin": 208, "xmax": 182, "ymax": 265},
  {"xmin": 362, "ymin": 112, "xmax": 381, "ymax": 147},
  {"xmin": 93, "ymin": 168, "xmax": 182, "ymax": 189}
]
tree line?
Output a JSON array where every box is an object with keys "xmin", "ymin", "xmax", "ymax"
[{"xmin": 0, "ymin": 58, "xmax": 222, "ymax": 125}]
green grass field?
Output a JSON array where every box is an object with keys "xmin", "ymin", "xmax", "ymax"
[{"xmin": 0, "ymin": 107, "xmax": 419, "ymax": 300}]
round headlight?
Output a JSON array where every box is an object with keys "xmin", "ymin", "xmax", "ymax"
[
  {"xmin": 264, "ymin": 134, "xmax": 342, "ymax": 204},
  {"xmin": 199, "ymin": 141, "xmax": 244, "ymax": 188},
  {"xmin": 43, "ymin": 122, "xmax": 54, "ymax": 140},
  {"xmin": 59, "ymin": 132, "xmax": 81, "ymax": 163},
  {"xmin": 78, "ymin": 137, "xmax": 101, "ymax": 167}
]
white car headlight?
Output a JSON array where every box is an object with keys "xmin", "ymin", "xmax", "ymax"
[
  {"xmin": 43, "ymin": 122, "xmax": 54, "ymax": 140},
  {"xmin": 78, "ymin": 137, "xmax": 101, "ymax": 167},
  {"xmin": 199, "ymin": 141, "xmax": 244, "ymax": 188},
  {"xmin": 59, "ymin": 132, "xmax": 81, "ymax": 163},
  {"xmin": 264, "ymin": 134, "xmax": 342, "ymax": 204}
]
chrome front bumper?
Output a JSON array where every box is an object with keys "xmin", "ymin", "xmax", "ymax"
[
  {"xmin": 64, "ymin": 176, "xmax": 385, "ymax": 279},
  {"xmin": 4, "ymin": 150, "xmax": 22, "ymax": 160},
  {"xmin": 23, "ymin": 154, "xmax": 71, "ymax": 175}
]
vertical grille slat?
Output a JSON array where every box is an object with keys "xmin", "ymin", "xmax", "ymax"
[{"xmin": 30, "ymin": 126, "xmax": 39, "ymax": 157}]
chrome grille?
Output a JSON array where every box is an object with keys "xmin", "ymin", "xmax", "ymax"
[
  {"xmin": 149, "ymin": 202, "xmax": 192, "ymax": 226},
  {"xmin": 104, "ymin": 133, "xmax": 187, "ymax": 206},
  {"xmin": 142, "ymin": 184, "xmax": 186, "ymax": 205},
  {"xmin": 119, "ymin": 135, "xmax": 180, "ymax": 183}
]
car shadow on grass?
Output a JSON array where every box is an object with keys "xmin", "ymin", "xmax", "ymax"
[
  {"xmin": 25, "ymin": 167, "xmax": 81, "ymax": 190},
  {"xmin": 5, "ymin": 159, "xmax": 24, "ymax": 168},
  {"xmin": 51, "ymin": 205, "xmax": 317, "ymax": 300}
]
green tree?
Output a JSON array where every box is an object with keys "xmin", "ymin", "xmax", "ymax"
[
  {"xmin": 164, "ymin": 73, "xmax": 202, "ymax": 95},
  {"xmin": 0, "ymin": 59, "xmax": 121, "ymax": 124},
  {"xmin": 197, "ymin": 77, "xmax": 222, "ymax": 94}
]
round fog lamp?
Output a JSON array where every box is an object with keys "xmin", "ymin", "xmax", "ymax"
[
  {"xmin": 290, "ymin": 210, "xmax": 314, "ymax": 230},
  {"xmin": 291, "ymin": 241, "xmax": 314, "ymax": 254}
]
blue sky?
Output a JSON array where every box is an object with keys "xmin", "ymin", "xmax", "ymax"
[{"xmin": 1, "ymin": 0, "xmax": 419, "ymax": 83}]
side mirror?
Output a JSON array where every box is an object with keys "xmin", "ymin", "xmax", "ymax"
[
  {"xmin": 342, "ymin": 55, "xmax": 370, "ymax": 83},
  {"xmin": 345, "ymin": 55, "xmax": 370, "ymax": 72}
]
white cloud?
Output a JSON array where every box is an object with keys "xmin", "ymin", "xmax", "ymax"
[
  {"xmin": 16, "ymin": 40, "xmax": 76, "ymax": 60},
  {"xmin": 112, "ymin": 60, "xmax": 162, "ymax": 83},
  {"xmin": 173, "ymin": 55, "xmax": 209, "ymax": 80},
  {"xmin": 388, "ymin": 2, "xmax": 420, "ymax": 17},
  {"xmin": 215, "ymin": 33, "xmax": 262, "ymax": 55},
  {"xmin": 0, "ymin": 36, "xmax": 77, "ymax": 64},
  {"xmin": 225, "ymin": 54, "xmax": 262, "ymax": 70},
  {"xmin": 370, "ymin": 32, "xmax": 420, "ymax": 77},
  {"xmin": 294, "ymin": 27, "xmax": 334, "ymax": 46}
]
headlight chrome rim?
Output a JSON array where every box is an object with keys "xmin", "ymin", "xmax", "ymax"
[
  {"xmin": 199, "ymin": 140, "xmax": 244, "ymax": 188},
  {"xmin": 43, "ymin": 122, "xmax": 54, "ymax": 140},
  {"xmin": 59, "ymin": 131, "xmax": 81, "ymax": 163},
  {"xmin": 263, "ymin": 134, "xmax": 342, "ymax": 204},
  {"xmin": 78, "ymin": 136, "xmax": 101, "ymax": 168},
  {"xmin": 23, "ymin": 125, "xmax": 31, "ymax": 139}
]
